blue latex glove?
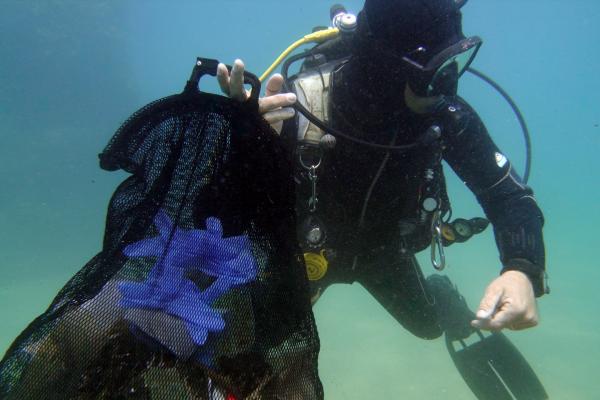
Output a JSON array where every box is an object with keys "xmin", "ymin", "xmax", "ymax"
[{"xmin": 118, "ymin": 210, "xmax": 258, "ymax": 358}]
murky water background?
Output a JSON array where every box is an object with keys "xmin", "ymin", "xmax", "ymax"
[{"xmin": 1, "ymin": 1, "xmax": 598, "ymax": 398}]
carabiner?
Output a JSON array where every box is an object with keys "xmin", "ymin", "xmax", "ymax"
[
  {"xmin": 430, "ymin": 211, "xmax": 446, "ymax": 270},
  {"xmin": 298, "ymin": 146, "xmax": 322, "ymax": 213},
  {"xmin": 308, "ymin": 165, "xmax": 319, "ymax": 212}
]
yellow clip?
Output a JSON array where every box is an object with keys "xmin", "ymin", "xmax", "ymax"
[{"xmin": 304, "ymin": 250, "xmax": 329, "ymax": 281}]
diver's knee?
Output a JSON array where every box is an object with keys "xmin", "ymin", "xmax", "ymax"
[{"xmin": 426, "ymin": 274, "xmax": 475, "ymax": 340}]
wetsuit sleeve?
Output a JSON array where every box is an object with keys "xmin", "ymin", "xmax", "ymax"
[{"xmin": 442, "ymin": 99, "xmax": 548, "ymax": 297}]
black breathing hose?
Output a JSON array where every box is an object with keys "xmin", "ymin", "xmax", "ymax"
[{"xmin": 466, "ymin": 67, "xmax": 531, "ymax": 183}]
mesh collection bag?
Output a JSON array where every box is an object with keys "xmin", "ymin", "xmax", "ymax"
[{"xmin": 0, "ymin": 58, "xmax": 322, "ymax": 400}]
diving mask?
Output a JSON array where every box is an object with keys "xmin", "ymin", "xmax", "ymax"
[{"xmin": 403, "ymin": 36, "xmax": 482, "ymax": 96}]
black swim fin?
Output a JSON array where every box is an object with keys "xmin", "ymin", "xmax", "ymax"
[{"xmin": 446, "ymin": 330, "xmax": 548, "ymax": 400}]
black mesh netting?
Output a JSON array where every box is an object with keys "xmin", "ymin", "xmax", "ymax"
[{"xmin": 0, "ymin": 64, "xmax": 322, "ymax": 399}]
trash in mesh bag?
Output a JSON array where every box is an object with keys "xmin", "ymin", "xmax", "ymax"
[{"xmin": 0, "ymin": 58, "xmax": 322, "ymax": 400}]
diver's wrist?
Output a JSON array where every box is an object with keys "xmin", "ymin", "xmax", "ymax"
[{"xmin": 501, "ymin": 259, "xmax": 548, "ymax": 298}]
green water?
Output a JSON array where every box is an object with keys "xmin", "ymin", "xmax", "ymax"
[{"xmin": 1, "ymin": 1, "xmax": 599, "ymax": 398}]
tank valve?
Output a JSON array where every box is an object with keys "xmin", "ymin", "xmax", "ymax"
[{"xmin": 330, "ymin": 4, "xmax": 357, "ymax": 33}]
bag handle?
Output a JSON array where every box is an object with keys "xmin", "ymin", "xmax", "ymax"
[{"xmin": 185, "ymin": 57, "xmax": 261, "ymax": 103}]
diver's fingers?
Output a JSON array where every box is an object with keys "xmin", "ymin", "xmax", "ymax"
[
  {"xmin": 477, "ymin": 287, "xmax": 503, "ymax": 320},
  {"xmin": 262, "ymin": 107, "xmax": 296, "ymax": 125},
  {"xmin": 259, "ymin": 93, "xmax": 297, "ymax": 114},
  {"xmin": 473, "ymin": 295, "xmax": 538, "ymax": 331},
  {"xmin": 508, "ymin": 318, "xmax": 539, "ymax": 331},
  {"xmin": 471, "ymin": 318, "xmax": 490, "ymax": 330},
  {"xmin": 217, "ymin": 63, "xmax": 231, "ymax": 96},
  {"xmin": 470, "ymin": 288, "xmax": 503, "ymax": 330},
  {"xmin": 484, "ymin": 306, "xmax": 519, "ymax": 330},
  {"xmin": 265, "ymin": 73, "xmax": 285, "ymax": 97},
  {"xmin": 495, "ymin": 300, "xmax": 539, "ymax": 331},
  {"xmin": 263, "ymin": 107, "xmax": 295, "ymax": 135},
  {"xmin": 485, "ymin": 302, "xmax": 538, "ymax": 331},
  {"xmin": 229, "ymin": 59, "xmax": 248, "ymax": 101}
]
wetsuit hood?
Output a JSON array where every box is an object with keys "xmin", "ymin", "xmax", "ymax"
[
  {"xmin": 350, "ymin": 0, "xmax": 468, "ymax": 97},
  {"xmin": 361, "ymin": 0, "xmax": 466, "ymax": 56}
]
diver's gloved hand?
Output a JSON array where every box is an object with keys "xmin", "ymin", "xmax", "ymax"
[
  {"xmin": 471, "ymin": 270, "xmax": 539, "ymax": 331},
  {"xmin": 217, "ymin": 59, "xmax": 296, "ymax": 134}
]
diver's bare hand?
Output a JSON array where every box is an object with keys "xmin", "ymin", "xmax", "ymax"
[
  {"xmin": 217, "ymin": 59, "xmax": 296, "ymax": 133},
  {"xmin": 471, "ymin": 270, "xmax": 539, "ymax": 331}
]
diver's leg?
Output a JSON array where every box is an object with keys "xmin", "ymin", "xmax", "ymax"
[
  {"xmin": 425, "ymin": 273, "xmax": 475, "ymax": 340},
  {"xmin": 355, "ymin": 254, "xmax": 477, "ymax": 340},
  {"xmin": 355, "ymin": 254, "xmax": 443, "ymax": 339}
]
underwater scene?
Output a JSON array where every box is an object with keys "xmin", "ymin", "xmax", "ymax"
[{"xmin": 1, "ymin": 1, "xmax": 599, "ymax": 399}]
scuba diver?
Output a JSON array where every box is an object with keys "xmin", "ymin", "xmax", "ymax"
[{"xmin": 217, "ymin": 0, "xmax": 549, "ymax": 398}]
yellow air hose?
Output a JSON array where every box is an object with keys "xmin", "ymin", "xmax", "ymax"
[{"xmin": 259, "ymin": 28, "xmax": 340, "ymax": 82}]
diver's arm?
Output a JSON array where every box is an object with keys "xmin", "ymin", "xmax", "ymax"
[
  {"xmin": 442, "ymin": 99, "xmax": 546, "ymax": 296},
  {"xmin": 442, "ymin": 99, "xmax": 546, "ymax": 330}
]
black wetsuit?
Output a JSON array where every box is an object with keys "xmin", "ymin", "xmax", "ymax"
[{"xmin": 282, "ymin": 57, "xmax": 546, "ymax": 340}]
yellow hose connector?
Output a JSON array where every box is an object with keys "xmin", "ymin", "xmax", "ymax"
[{"xmin": 259, "ymin": 28, "xmax": 340, "ymax": 82}]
